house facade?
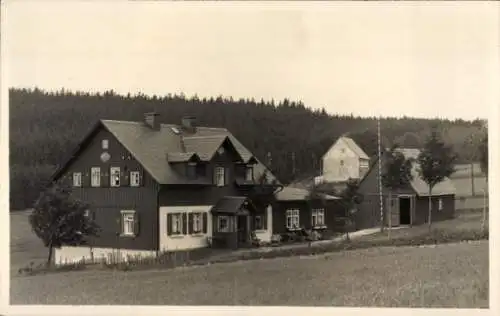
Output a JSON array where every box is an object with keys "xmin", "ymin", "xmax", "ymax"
[
  {"xmin": 316, "ymin": 136, "xmax": 370, "ymax": 185},
  {"xmin": 51, "ymin": 113, "xmax": 282, "ymax": 264},
  {"xmin": 355, "ymin": 148, "xmax": 456, "ymax": 230}
]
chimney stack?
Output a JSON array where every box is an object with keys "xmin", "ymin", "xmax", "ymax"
[
  {"xmin": 144, "ymin": 112, "xmax": 160, "ymax": 130},
  {"xmin": 181, "ymin": 116, "xmax": 197, "ymax": 132}
]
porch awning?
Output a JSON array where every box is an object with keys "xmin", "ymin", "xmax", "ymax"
[{"xmin": 211, "ymin": 196, "xmax": 254, "ymax": 215}]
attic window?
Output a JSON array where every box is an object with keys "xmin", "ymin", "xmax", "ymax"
[
  {"xmin": 217, "ymin": 147, "xmax": 225, "ymax": 155},
  {"xmin": 245, "ymin": 165, "xmax": 254, "ymax": 181},
  {"xmin": 102, "ymin": 139, "xmax": 109, "ymax": 149},
  {"xmin": 187, "ymin": 162, "xmax": 197, "ymax": 179},
  {"xmin": 171, "ymin": 127, "xmax": 180, "ymax": 134}
]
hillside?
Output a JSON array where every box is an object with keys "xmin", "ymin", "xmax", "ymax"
[{"xmin": 9, "ymin": 87, "xmax": 485, "ymax": 210}]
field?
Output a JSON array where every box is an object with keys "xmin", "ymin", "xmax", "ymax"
[{"xmin": 10, "ymin": 210, "xmax": 489, "ymax": 307}]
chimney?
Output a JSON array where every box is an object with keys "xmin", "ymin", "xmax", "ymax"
[
  {"xmin": 181, "ymin": 116, "xmax": 197, "ymax": 132},
  {"xmin": 144, "ymin": 112, "xmax": 160, "ymax": 130}
]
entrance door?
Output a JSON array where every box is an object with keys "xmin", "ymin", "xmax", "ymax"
[
  {"xmin": 386, "ymin": 196, "xmax": 400, "ymax": 227},
  {"xmin": 237, "ymin": 215, "xmax": 248, "ymax": 245},
  {"xmin": 399, "ymin": 197, "xmax": 412, "ymax": 225}
]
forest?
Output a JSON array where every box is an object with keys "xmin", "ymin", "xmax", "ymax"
[{"xmin": 9, "ymin": 87, "xmax": 486, "ymax": 210}]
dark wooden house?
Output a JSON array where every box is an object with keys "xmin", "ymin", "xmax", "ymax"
[
  {"xmin": 355, "ymin": 148, "xmax": 457, "ymax": 230},
  {"xmin": 50, "ymin": 113, "xmax": 282, "ymax": 264}
]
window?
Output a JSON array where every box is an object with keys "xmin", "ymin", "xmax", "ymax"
[
  {"xmin": 245, "ymin": 165, "xmax": 254, "ymax": 181},
  {"xmin": 340, "ymin": 160, "xmax": 344, "ymax": 166},
  {"xmin": 254, "ymin": 215, "xmax": 264, "ymax": 230},
  {"xmin": 438, "ymin": 198, "xmax": 443, "ymax": 211},
  {"xmin": 187, "ymin": 163, "xmax": 197, "ymax": 179},
  {"xmin": 192, "ymin": 212, "xmax": 203, "ymax": 233},
  {"xmin": 102, "ymin": 139, "xmax": 109, "ymax": 149},
  {"xmin": 312, "ymin": 208, "xmax": 325, "ymax": 227},
  {"xmin": 73, "ymin": 172, "xmax": 82, "ymax": 187},
  {"xmin": 214, "ymin": 166, "xmax": 225, "ymax": 187},
  {"xmin": 91, "ymin": 167, "xmax": 101, "ymax": 187},
  {"xmin": 84, "ymin": 209, "xmax": 90, "ymax": 218},
  {"xmin": 110, "ymin": 167, "xmax": 120, "ymax": 187},
  {"xmin": 130, "ymin": 171, "xmax": 141, "ymax": 187},
  {"xmin": 171, "ymin": 213, "xmax": 183, "ymax": 235},
  {"xmin": 286, "ymin": 209, "xmax": 300, "ymax": 230},
  {"xmin": 121, "ymin": 210, "xmax": 136, "ymax": 236},
  {"xmin": 218, "ymin": 215, "xmax": 230, "ymax": 232}
]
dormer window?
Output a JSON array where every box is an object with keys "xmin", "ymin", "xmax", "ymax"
[
  {"xmin": 217, "ymin": 147, "xmax": 225, "ymax": 155},
  {"xmin": 187, "ymin": 162, "xmax": 197, "ymax": 179},
  {"xmin": 245, "ymin": 165, "xmax": 254, "ymax": 181}
]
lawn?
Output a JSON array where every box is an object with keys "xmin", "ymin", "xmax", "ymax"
[{"xmin": 10, "ymin": 209, "xmax": 489, "ymax": 307}]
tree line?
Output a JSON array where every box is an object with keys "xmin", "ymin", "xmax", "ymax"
[{"xmin": 9, "ymin": 87, "xmax": 486, "ymax": 210}]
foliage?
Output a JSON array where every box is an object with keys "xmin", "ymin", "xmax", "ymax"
[
  {"xmin": 9, "ymin": 87, "xmax": 485, "ymax": 210},
  {"xmin": 29, "ymin": 183, "xmax": 100, "ymax": 264},
  {"xmin": 479, "ymin": 132, "xmax": 488, "ymax": 177},
  {"xmin": 381, "ymin": 145, "xmax": 413, "ymax": 191},
  {"xmin": 417, "ymin": 129, "xmax": 457, "ymax": 190}
]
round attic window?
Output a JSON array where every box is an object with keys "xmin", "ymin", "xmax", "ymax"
[
  {"xmin": 217, "ymin": 147, "xmax": 225, "ymax": 155},
  {"xmin": 100, "ymin": 152, "xmax": 111, "ymax": 163}
]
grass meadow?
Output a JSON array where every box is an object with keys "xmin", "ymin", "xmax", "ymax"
[{"xmin": 9, "ymin": 209, "xmax": 489, "ymax": 307}]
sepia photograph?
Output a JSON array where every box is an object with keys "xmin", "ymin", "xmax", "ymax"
[{"xmin": 1, "ymin": 0, "xmax": 498, "ymax": 314}]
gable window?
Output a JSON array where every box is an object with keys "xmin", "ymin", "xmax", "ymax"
[
  {"xmin": 110, "ymin": 167, "xmax": 121, "ymax": 187},
  {"xmin": 245, "ymin": 165, "xmax": 254, "ymax": 181},
  {"xmin": 286, "ymin": 209, "xmax": 300, "ymax": 230},
  {"xmin": 438, "ymin": 198, "xmax": 443, "ymax": 211},
  {"xmin": 187, "ymin": 163, "xmax": 197, "ymax": 179},
  {"xmin": 254, "ymin": 215, "xmax": 264, "ymax": 230},
  {"xmin": 91, "ymin": 167, "xmax": 101, "ymax": 187},
  {"xmin": 312, "ymin": 208, "xmax": 325, "ymax": 227},
  {"xmin": 130, "ymin": 171, "xmax": 141, "ymax": 187},
  {"xmin": 171, "ymin": 213, "xmax": 183, "ymax": 235},
  {"xmin": 214, "ymin": 166, "xmax": 226, "ymax": 187},
  {"xmin": 73, "ymin": 172, "xmax": 82, "ymax": 187},
  {"xmin": 192, "ymin": 212, "xmax": 203, "ymax": 234},
  {"xmin": 218, "ymin": 215, "xmax": 230, "ymax": 232},
  {"xmin": 102, "ymin": 139, "xmax": 109, "ymax": 150},
  {"xmin": 121, "ymin": 210, "xmax": 137, "ymax": 236}
]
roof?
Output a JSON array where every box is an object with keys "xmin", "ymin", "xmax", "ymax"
[
  {"xmin": 53, "ymin": 119, "xmax": 278, "ymax": 185},
  {"xmin": 275, "ymin": 186, "xmax": 340, "ymax": 201},
  {"xmin": 211, "ymin": 196, "xmax": 255, "ymax": 215},
  {"xmin": 395, "ymin": 148, "xmax": 456, "ymax": 196},
  {"xmin": 341, "ymin": 137, "xmax": 370, "ymax": 160}
]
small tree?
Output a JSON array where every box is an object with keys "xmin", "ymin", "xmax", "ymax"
[
  {"xmin": 417, "ymin": 129, "xmax": 457, "ymax": 231},
  {"xmin": 30, "ymin": 183, "xmax": 99, "ymax": 265},
  {"xmin": 338, "ymin": 179, "xmax": 363, "ymax": 241},
  {"xmin": 381, "ymin": 145, "xmax": 413, "ymax": 239}
]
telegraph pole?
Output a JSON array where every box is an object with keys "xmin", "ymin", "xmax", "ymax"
[{"xmin": 378, "ymin": 117, "xmax": 384, "ymax": 232}]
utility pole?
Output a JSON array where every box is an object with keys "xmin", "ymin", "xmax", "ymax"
[
  {"xmin": 378, "ymin": 117, "xmax": 384, "ymax": 232},
  {"xmin": 291, "ymin": 152, "xmax": 296, "ymax": 178}
]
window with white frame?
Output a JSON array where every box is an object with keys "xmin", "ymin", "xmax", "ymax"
[
  {"xmin": 110, "ymin": 167, "xmax": 121, "ymax": 187},
  {"xmin": 130, "ymin": 171, "xmax": 141, "ymax": 187},
  {"xmin": 286, "ymin": 209, "xmax": 300, "ymax": 230},
  {"xmin": 218, "ymin": 215, "xmax": 230, "ymax": 232},
  {"xmin": 312, "ymin": 208, "xmax": 325, "ymax": 227},
  {"xmin": 121, "ymin": 210, "xmax": 135, "ymax": 236},
  {"xmin": 192, "ymin": 212, "xmax": 203, "ymax": 233},
  {"xmin": 102, "ymin": 139, "xmax": 109, "ymax": 149},
  {"xmin": 84, "ymin": 209, "xmax": 90, "ymax": 218},
  {"xmin": 91, "ymin": 167, "xmax": 101, "ymax": 187},
  {"xmin": 254, "ymin": 215, "xmax": 264, "ymax": 230},
  {"xmin": 438, "ymin": 198, "xmax": 443, "ymax": 211},
  {"xmin": 245, "ymin": 165, "xmax": 254, "ymax": 181},
  {"xmin": 171, "ymin": 213, "xmax": 183, "ymax": 235},
  {"xmin": 214, "ymin": 166, "xmax": 225, "ymax": 187},
  {"xmin": 73, "ymin": 172, "xmax": 82, "ymax": 187}
]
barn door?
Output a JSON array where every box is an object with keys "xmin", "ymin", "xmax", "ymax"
[{"xmin": 385, "ymin": 196, "xmax": 400, "ymax": 228}]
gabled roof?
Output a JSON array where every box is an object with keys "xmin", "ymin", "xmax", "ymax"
[
  {"xmin": 275, "ymin": 186, "xmax": 340, "ymax": 201},
  {"xmin": 52, "ymin": 119, "xmax": 279, "ymax": 185},
  {"xmin": 341, "ymin": 137, "xmax": 370, "ymax": 160},
  {"xmin": 395, "ymin": 148, "xmax": 456, "ymax": 196},
  {"xmin": 322, "ymin": 136, "xmax": 370, "ymax": 160}
]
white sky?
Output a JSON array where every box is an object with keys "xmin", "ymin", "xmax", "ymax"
[{"xmin": 3, "ymin": 1, "xmax": 499, "ymax": 120}]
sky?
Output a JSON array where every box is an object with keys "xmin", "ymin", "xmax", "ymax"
[{"xmin": 3, "ymin": 1, "xmax": 499, "ymax": 120}]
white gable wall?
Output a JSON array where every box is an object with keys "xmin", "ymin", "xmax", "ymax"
[{"xmin": 322, "ymin": 138, "xmax": 362, "ymax": 182}]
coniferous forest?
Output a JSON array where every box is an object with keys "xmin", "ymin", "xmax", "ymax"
[{"xmin": 9, "ymin": 87, "xmax": 486, "ymax": 210}]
